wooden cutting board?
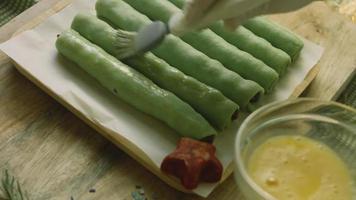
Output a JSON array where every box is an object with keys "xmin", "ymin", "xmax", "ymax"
[{"xmin": 0, "ymin": 0, "xmax": 355, "ymax": 199}]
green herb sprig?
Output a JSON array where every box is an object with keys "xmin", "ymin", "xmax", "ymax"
[{"xmin": 1, "ymin": 170, "xmax": 29, "ymax": 200}]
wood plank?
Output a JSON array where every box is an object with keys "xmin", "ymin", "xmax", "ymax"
[
  {"xmin": 0, "ymin": 0, "xmax": 60, "ymax": 43},
  {"xmin": 269, "ymin": 2, "xmax": 356, "ymax": 100},
  {"xmin": 0, "ymin": 0, "xmax": 355, "ymax": 199}
]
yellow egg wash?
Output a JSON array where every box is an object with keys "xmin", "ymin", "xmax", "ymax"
[{"xmin": 247, "ymin": 135, "xmax": 353, "ymax": 200}]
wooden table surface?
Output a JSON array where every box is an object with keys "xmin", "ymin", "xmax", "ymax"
[{"xmin": 0, "ymin": 0, "xmax": 355, "ymax": 199}]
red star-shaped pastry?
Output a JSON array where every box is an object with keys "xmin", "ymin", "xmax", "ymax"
[{"xmin": 161, "ymin": 138, "xmax": 223, "ymax": 190}]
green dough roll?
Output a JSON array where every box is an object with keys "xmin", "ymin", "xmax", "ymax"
[
  {"xmin": 71, "ymin": 13, "xmax": 239, "ymax": 130},
  {"xmin": 244, "ymin": 17, "xmax": 304, "ymax": 61},
  {"xmin": 96, "ymin": 0, "xmax": 264, "ymax": 108},
  {"xmin": 210, "ymin": 23, "xmax": 291, "ymax": 75},
  {"xmin": 56, "ymin": 29, "xmax": 217, "ymax": 139},
  {"xmin": 123, "ymin": 0, "xmax": 279, "ymax": 91},
  {"xmin": 167, "ymin": 0, "xmax": 291, "ymax": 75}
]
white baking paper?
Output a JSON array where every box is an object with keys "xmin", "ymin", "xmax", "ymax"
[{"xmin": 0, "ymin": 0, "xmax": 323, "ymax": 197}]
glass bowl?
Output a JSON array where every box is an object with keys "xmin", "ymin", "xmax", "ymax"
[{"xmin": 234, "ymin": 98, "xmax": 356, "ymax": 200}]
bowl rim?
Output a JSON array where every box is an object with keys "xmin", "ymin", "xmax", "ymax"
[{"xmin": 234, "ymin": 97, "xmax": 356, "ymax": 199}]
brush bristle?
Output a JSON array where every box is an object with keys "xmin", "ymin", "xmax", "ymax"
[{"xmin": 114, "ymin": 29, "xmax": 137, "ymax": 60}]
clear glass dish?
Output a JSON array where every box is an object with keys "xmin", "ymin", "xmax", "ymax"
[{"xmin": 234, "ymin": 98, "xmax": 356, "ymax": 200}]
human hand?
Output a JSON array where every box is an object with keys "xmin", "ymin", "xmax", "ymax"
[{"xmin": 170, "ymin": 0, "xmax": 316, "ymax": 34}]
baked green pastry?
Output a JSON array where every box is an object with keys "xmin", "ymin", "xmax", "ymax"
[
  {"xmin": 96, "ymin": 0, "xmax": 264, "ymax": 108},
  {"xmin": 244, "ymin": 17, "xmax": 304, "ymax": 61},
  {"xmin": 167, "ymin": 0, "xmax": 292, "ymax": 75},
  {"xmin": 123, "ymin": 0, "xmax": 280, "ymax": 91},
  {"xmin": 56, "ymin": 29, "xmax": 217, "ymax": 139},
  {"xmin": 210, "ymin": 23, "xmax": 291, "ymax": 75},
  {"xmin": 71, "ymin": 13, "xmax": 239, "ymax": 130}
]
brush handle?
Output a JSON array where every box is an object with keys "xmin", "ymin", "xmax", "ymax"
[{"xmin": 56, "ymin": 29, "xmax": 217, "ymax": 139}]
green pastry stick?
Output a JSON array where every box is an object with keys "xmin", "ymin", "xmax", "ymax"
[
  {"xmin": 244, "ymin": 17, "xmax": 304, "ymax": 61},
  {"xmin": 210, "ymin": 23, "xmax": 291, "ymax": 75},
  {"xmin": 128, "ymin": 55, "xmax": 240, "ymax": 130},
  {"xmin": 96, "ymin": 0, "xmax": 264, "ymax": 108},
  {"xmin": 71, "ymin": 13, "xmax": 239, "ymax": 130},
  {"xmin": 123, "ymin": 0, "xmax": 279, "ymax": 91},
  {"xmin": 56, "ymin": 29, "xmax": 217, "ymax": 139},
  {"xmin": 166, "ymin": 0, "xmax": 292, "ymax": 75}
]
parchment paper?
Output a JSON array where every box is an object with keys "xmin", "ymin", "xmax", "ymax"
[{"xmin": 0, "ymin": 0, "xmax": 323, "ymax": 197}]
